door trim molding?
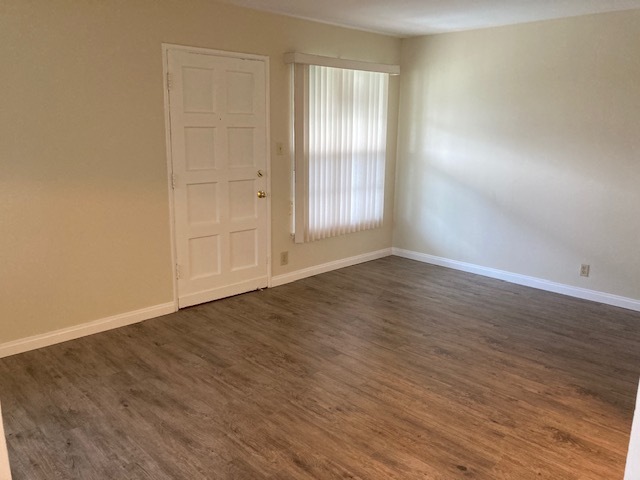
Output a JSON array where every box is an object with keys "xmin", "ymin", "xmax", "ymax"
[
  {"xmin": 162, "ymin": 43, "xmax": 272, "ymax": 308},
  {"xmin": 162, "ymin": 44, "xmax": 179, "ymax": 310}
]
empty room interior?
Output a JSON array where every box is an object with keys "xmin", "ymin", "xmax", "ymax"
[{"xmin": 1, "ymin": 0, "xmax": 640, "ymax": 478}]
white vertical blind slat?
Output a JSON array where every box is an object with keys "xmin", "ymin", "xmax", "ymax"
[{"xmin": 303, "ymin": 65, "xmax": 388, "ymax": 242}]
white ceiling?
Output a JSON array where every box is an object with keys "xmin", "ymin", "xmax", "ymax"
[{"xmin": 217, "ymin": 0, "xmax": 640, "ymax": 37}]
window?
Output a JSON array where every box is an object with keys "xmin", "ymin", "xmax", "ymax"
[{"xmin": 288, "ymin": 54, "xmax": 398, "ymax": 243}]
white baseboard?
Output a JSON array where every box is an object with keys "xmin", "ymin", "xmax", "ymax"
[
  {"xmin": 0, "ymin": 302, "xmax": 177, "ymax": 359},
  {"xmin": 6, "ymin": 247, "xmax": 634, "ymax": 359},
  {"xmin": 1, "ymin": 250, "xmax": 393, "ymax": 358},
  {"xmin": 392, "ymin": 248, "xmax": 640, "ymax": 313},
  {"xmin": 270, "ymin": 248, "xmax": 392, "ymax": 288}
]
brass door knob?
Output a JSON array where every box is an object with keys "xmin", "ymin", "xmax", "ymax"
[{"xmin": 257, "ymin": 190, "xmax": 267, "ymax": 198}]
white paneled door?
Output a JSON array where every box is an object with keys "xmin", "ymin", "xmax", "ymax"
[{"xmin": 166, "ymin": 47, "xmax": 269, "ymax": 308}]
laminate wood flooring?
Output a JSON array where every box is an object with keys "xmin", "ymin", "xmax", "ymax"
[{"xmin": 1, "ymin": 256, "xmax": 639, "ymax": 479}]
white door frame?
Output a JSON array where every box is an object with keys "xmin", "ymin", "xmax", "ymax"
[
  {"xmin": 162, "ymin": 43, "xmax": 272, "ymax": 308},
  {"xmin": 626, "ymin": 379, "xmax": 640, "ymax": 480}
]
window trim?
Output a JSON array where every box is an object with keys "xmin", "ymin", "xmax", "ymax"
[
  {"xmin": 284, "ymin": 52, "xmax": 400, "ymax": 76},
  {"xmin": 287, "ymin": 53, "xmax": 399, "ymax": 243},
  {"xmin": 293, "ymin": 63, "xmax": 309, "ymax": 243}
]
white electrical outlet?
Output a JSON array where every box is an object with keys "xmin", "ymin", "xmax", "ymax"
[{"xmin": 580, "ymin": 264, "xmax": 590, "ymax": 277}]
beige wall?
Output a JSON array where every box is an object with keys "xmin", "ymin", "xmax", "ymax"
[
  {"xmin": 0, "ymin": 0, "xmax": 400, "ymax": 344},
  {"xmin": 395, "ymin": 11, "xmax": 640, "ymax": 301}
]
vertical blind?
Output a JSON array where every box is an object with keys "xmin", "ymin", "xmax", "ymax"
[{"xmin": 296, "ymin": 64, "xmax": 389, "ymax": 242}]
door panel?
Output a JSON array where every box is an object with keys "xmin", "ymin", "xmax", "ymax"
[{"xmin": 168, "ymin": 49, "xmax": 268, "ymax": 308}]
